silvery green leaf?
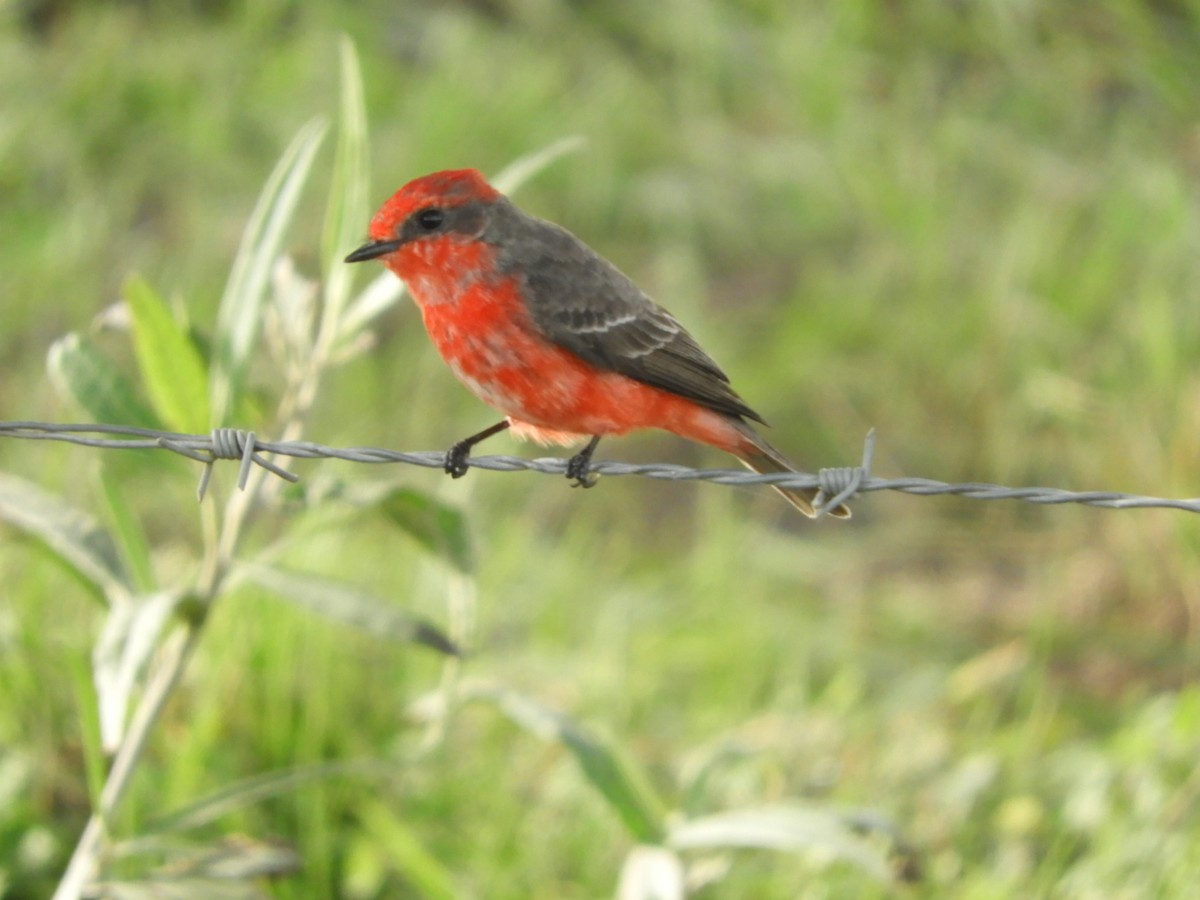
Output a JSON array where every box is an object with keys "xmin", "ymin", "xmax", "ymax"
[
  {"xmin": 0, "ymin": 472, "xmax": 130, "ymax": 605},
  {"xmin": 235, "ymin": 563, "xmax": 458, "ymax": 656},
  {"xmin": 93, "ymin": 591, "xmax": 179, "ymax": 752},
  {"xmin": 668, "ymin": 805, "xmax": 890, "ymax": 881},
  {"xmin": 617, "ymin": 845, "xmax": 685, "ymax": 900}
]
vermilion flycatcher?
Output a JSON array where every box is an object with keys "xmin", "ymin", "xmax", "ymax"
[{"xmin": 346, "ymin": 169, "xmax": 848, "ymax": 518}]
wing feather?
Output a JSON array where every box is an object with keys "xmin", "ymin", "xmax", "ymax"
[{"xmin": 493, "ymin": 203, "xmax": 765, "ymax": 424}]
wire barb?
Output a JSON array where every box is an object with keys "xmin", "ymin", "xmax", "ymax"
[
  {"xmin": 157, "ymin": 427, "xmax": 300, "ymax": 501},
  {"xmin": 813, "ymin": 428, "xmax": 875, "ymax": 518},
  {"xmin": 2, "ymin": 420, "xmax": 1198, "ymax": 515}
]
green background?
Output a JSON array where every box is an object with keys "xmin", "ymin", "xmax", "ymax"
[{"xmin": 2, "ymin": 1, "xmax": 1200, "ymax": 896}]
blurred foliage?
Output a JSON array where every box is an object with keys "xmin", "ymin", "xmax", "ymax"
[{"xmin": 2, "ymin": 0, "xmax": 1200, "ymax": 897}]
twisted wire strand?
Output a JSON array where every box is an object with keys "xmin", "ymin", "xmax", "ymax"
[{"xmin": 2, "ymin": 420, "xmax": 1198, "ymax": 515}]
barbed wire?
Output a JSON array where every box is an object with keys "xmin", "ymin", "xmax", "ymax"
[{"xmin": 2, "ymin": 420, "xmax": 1198, "ymax": 518}]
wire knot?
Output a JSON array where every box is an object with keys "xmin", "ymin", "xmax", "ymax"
[
  {"xmin": 813, "ymin": 429, "xmax": 876, "ymax": 518},
  {"xmin": 183, "ymin": 429, "xmax": 300, "ymax": 502},
  {"xmin": 210, "ymin": 427, "xmax": 251, "ymax": 460}
]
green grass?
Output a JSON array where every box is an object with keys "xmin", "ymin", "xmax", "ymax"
[{"xmin": 3, "ymin": 1, "xmax": 1200, "ymax": 897}]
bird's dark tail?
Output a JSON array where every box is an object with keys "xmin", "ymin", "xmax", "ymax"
[{"xmin": 730, "ymin": 423, "xmax": 851, "ymax": 519}]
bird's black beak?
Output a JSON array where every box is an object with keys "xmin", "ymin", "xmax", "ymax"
[{"xmin": 345, "ymin": 238, "xmax": 403, "ymax": 263}]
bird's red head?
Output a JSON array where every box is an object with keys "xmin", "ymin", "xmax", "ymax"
[{"xmin": 345, "ymin": 169, "xmax": 503, "ymax": 275}]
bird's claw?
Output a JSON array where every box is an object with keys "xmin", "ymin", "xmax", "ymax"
[
  {"xmin": 444, "ymin": 442, "xmax": 471, "ymax": 478},
  {"xmin": 565, "ymin": 452, "xmax": 598, "ymax": 489}
]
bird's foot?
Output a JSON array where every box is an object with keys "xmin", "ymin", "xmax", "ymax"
[
  {"xmin": 565, "ymin": 437, "xmax": 601, "ymax": 489},
  {"xmin": 444, "ymin": 441, "xmax": 472, "ymax": 478},
  {"xmin": 443, "ymin": 420, "xmax": 512, "ymax": 478},
  {"xmin": 565, "ymin": 455, "xmax": 597, "ymax": 489}
]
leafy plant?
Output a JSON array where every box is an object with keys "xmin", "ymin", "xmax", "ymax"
[
  {"xmin": 2, "ymin": 34, "xmax": 901, "ymax": 900},
  {"xmin": 0, "ymin": 39, "xmax": 470, "ymax": 898}
]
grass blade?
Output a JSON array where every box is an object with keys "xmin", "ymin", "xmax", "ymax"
[
  {"xmin": 211, "ymin": 118, "xmax": 328, "ymax": 425},
  {"xmin": 469, "ymin": 685, "xmax": 667, "ymax": 843},
  {"xmin": 96, "ymin": 465, "xmax": 156, "ymax": 594},
  {"xmin": 335, "ymin": 269, "xmax": 406, "ymax": 348},
  {"xmin": 356, "ymin": 798, "xmax": 458, "ymax": 900},
  {"xmin": 321, "ymin": 35, "xmax": 369, "ymax": 330},
  {"xmin": 144, "ymin": 760, "xmax": 387, "ymax": 835},
  {"xmin": 491, "ymin": 135, "xmax": 586, "ymax": 195}
]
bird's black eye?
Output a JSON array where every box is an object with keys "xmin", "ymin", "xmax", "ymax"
[{"xmin": 415, "ymin": 207, "xmax": 445, "ymax": 231}]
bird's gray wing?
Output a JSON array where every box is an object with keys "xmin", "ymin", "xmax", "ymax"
[{"xmin": 499, "ymin": 211, "xmax": 765, "ymax": 424}]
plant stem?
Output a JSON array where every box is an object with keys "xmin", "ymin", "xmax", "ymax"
[
  {"xmin": 54, "ymin": 428, "xmax": 284, "ymax": 898},
  {"xmin": 53, "ymin": 625, "xmax": 204, "ymax": 899}
]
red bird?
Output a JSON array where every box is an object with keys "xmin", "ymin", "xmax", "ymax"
[{"xmin": 346, "ymin": 169, "xmax": 848, "ymax": 518}]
